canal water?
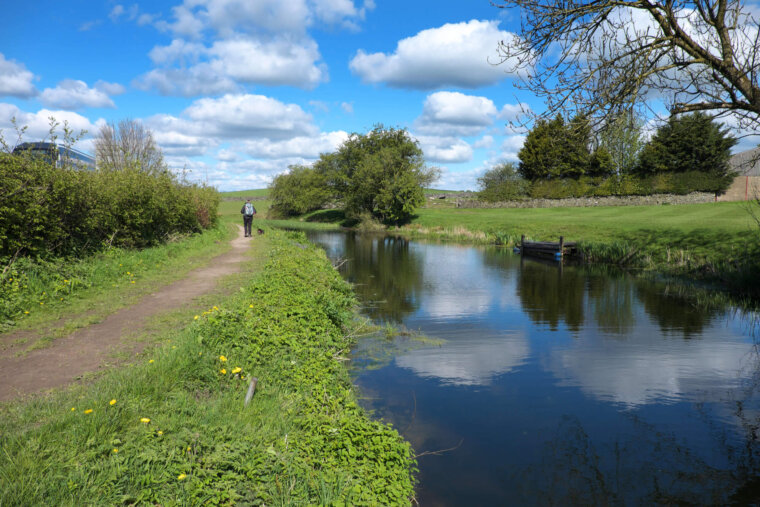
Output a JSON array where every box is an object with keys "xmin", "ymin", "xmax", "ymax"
[{"xmin": 306, "ymin": 230, "xmax": 760, "ymax": 506}]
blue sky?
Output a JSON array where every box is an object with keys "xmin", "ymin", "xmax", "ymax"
[
  {"xmin": 2, "ymin": 1, "xmax": 754, "ymax": 191},
  {"xmin": 0, "ymin": 0, "xmax": 540, "ymax": 190}
]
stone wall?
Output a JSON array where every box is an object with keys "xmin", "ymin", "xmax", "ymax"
[{"xmin": 452, "ymin": 192, "xmax": 716, "ymax": 209}]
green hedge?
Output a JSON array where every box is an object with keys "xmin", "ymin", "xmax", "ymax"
[
  {"xmin": 517, "ymin": 172, "xmax": 732, "ymax": 200},
  {"xmin": 0, "ymin": 152, "xmax": 219, "ymax": 260}
]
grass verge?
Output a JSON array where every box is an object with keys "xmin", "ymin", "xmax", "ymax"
[
  {"xmin": 0, "ymin": 229, "xmax": 416, "ymax": 506},
  {"xmin": 0, "ymin": 222, "xmax": 235, "ymax": 335}
]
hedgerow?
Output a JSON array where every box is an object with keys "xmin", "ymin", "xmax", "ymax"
[
  {"xmin": 0, "ymin": 230, "xmax": 417, "ymax": 505},
  {"xmin": 0, "ymin": 151, "xmax": 219, "ymax": 260}
]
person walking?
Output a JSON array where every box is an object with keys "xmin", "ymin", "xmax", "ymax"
[{"xmin": 241, "ymin": 198, "xmax": 256, "ymax": 237}]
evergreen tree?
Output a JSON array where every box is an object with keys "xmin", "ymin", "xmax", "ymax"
[
  {"xmin": 636, "ymin": 113, "xmax": 737, "ymax": 177},
  {"xmin": 518, "ymin": 114, "xmax": 605, "ymax": 180}
]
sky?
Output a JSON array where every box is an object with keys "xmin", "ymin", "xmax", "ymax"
[{"xmin": 0, "ymin": 0, "xmax": 756, "ymax": 191}]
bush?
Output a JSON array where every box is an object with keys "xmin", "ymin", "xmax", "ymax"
[
  {"xmin": 0, "ymin": 151, "xmax": 219, "ymax": 260},
  {"xmin": 269, "ymin": 165, "xmax": 332, "ymax": 217},
  {"xmin": 477, "ymin": 162, "xmax": 530, "ymax": 202}
]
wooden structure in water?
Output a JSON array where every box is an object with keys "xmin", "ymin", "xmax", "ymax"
[{"xmin": 514, "ymin": 235, "xmax": 578, "ymax": 261}]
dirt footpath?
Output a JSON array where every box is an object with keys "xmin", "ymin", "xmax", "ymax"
[{"xmin": 0, "ymin": 226, "xmax": 254, "ymax": 402}]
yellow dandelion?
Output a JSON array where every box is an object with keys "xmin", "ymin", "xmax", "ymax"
[
  {"xmin": 131, "ymin": 281, "xmax": 135, "ymax": 284},
  {"xmin": 177, "ymin": 473, "xmax": 186, "ymax": 481},
  {"xmin": 249, "ymin": 304, "xmax": 253, "ymax": 308},
  {"xmin": 194, "ymin": 315, "xmax": 199, "ymax": 320},
  {"xmin": 24, "ymin": 311, "xmax": 29, "ymax": 314},
  {"xmin": 70, "ymin": 407, "xmax": 76, "ymax": 411},
  {"xmin": 241, "ymin": 375, "xmax": 245, "ymax": 380},
  {"xmin": 213, "ymin": 305, "xmax": 218, "ymax": 310},
  {"xmin": 149, "ymin": 359, "xmax": 154, "ymax": 363},
  {"xmin": 110, "ymin": 399, "xmax": 117, "ymax": 405},
  {"xmin": 220, "ymin": 368, "xmax": 227, "ymax": 374},
  {"xmin": 84, "ymin": 409, "xmax": 93, "ymax": 414},
  {"xmin": 157, "ymin": 430, "xmax": 164, "ymax": 436},
  {"xmin": 219, "ymin": 355, "xmax": 227, "ymax": 362},
  {"xmin": 113, "ymin": 448, "xmax": 118, "ymax": 454},
  {"xmin": 140, "ymin": 417, "xmax": 151, "ymax": 424},
  {"xmin": 172, "ymin": 345, "xmax": 176, "ymax": 349},
  {"xmin": 198, "ymin": 352, "xmax": 202, "ymax": 356},
  {"xmin": 187, "ymin": 446, "xmax": 191, "ymax": 452},
  {"xmin": 231, "ymin": 367, "xmax": 242, "ymax": 374}
]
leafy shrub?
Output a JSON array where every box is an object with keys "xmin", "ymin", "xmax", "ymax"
[
  {"xmin": 269, "ymin": 164, "xmax": 332, "ymax": 217},
  {"xmin": 477, "ymin": 162, "xmax": 530, "ymax": 202},
  {"xmin": 0, "ymin": 152, "xmax": 219, "ymax": 260}
]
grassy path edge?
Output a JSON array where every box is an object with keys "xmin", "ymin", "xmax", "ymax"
[{"xmin": 0, "ymin": 228, "xmax": 416, "ymax": 506}]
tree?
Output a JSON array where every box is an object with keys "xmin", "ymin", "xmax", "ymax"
[
  {"xmin": 320, "ymin": 126, "xmax": 439, "ymax": 224},
  {"xmin": 636, "ymin": 112, "xmax": 737, "ymax": 178},
  {"xmin": 597, "ymin": 111, "xmax": 646, "ymax": 175},
  {"xmin": 95, "ymin": 119, "xmax": 166, "ymax": 174},
  {"xmin": 269, "ymin": 165, "xmax": 332, "ymax": 216},
  {"xmin": 477, "ymin": 162, "xmax": 529, "ymax": 201},
  {"xmin": 493, "ymin": 0, "xmax": 760, "ymax": 131},
  {"xmin": 518, "ymin": 114, "xmax": 596, "ymax": 179}
]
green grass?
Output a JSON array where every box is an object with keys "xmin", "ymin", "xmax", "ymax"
[
  {"xmin": 0, "ymin": 230, "xmax": 416, "ymax": 506},
  {"xmin": 220, "ymin": 188, "xmax": 270, "ymax": 200},
  {"xmin": 0, "ymin": 222, "xmax": 236, "ymax": 336}
]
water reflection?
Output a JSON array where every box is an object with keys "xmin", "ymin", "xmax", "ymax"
[
  {"xmin": 305, "ymin": 230, "xmax": 760, "ymax": 505},
  {"xmin": 337, "ymin": 233, "xmax": 423, "ymax": 322}
]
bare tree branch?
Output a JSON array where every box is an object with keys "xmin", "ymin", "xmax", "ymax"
[{"xmin": 493, "ymin": 0, "xmax": 760, "ymax": 129}]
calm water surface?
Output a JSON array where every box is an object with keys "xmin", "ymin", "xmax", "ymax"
[{"xmin": 306, "ymin": 231, "xmax": 760, "ymax": 506}]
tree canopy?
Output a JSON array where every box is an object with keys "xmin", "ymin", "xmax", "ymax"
[
  {"xmin": 269, "ymin": 126, "xmax": 439, "ymax": 224},
  {"xmin": 636, "ymin": 112, "xmax": 738, "ymax": 178}
]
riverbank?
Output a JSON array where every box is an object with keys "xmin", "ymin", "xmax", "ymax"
[
  {"xmin": 245, "ymin": 196, "xmax": 758, "ymax": 302},
  {"xmin": 0, "ymin": 229, "xmax": 416, "ymax": 505}
]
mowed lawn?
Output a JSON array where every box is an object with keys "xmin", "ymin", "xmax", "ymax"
[{"xmin": 410, "ymin": 201, "xmax": 759, "ymax": 259}]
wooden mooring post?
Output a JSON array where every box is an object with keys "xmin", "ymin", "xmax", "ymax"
[{"xmin": 517, "ymin": 235, "xmax": 577, "ymax": 262}]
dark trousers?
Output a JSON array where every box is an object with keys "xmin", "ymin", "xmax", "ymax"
[{"xmin": 243, "ymin": 215, "xmax": 253, "ymax": 236}]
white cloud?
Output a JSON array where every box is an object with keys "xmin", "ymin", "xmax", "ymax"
[
  {"xmin": 434, "ymin": 166, "xmax": 484, "ymax": 190},
  {"xmin": 139, "ymin": 36, "xmax": 326, "ymax": 95},
  {"xmin": 243, "ymin": 131, "xmax": 348, "ymax": 159},
  {"xmin": 349, "ymin": 20, "xmax": 524, "ymax": 89},
  {"xmin": 415, "ymin": 91, "xmax": 498, "ymax": 136},
  {"xmin": 39, "ymin": 79, "xmax": 118, "ymax": 110},
  {"xmin": 473, "ymin": 135, "xmax": 494, "ymax": 149},
  {"xmin": 0, "ymin": 53, "xmax": 37, "ymax": 98},
  {"xmin": 209, "ymin": 38, "xmax": 326, "ymax": 88},
  {"xmin": 134, "ymin": 66, "xmax": 239, "ymax": 96},
  {"xmin": 341, "ymin": 102, "xmax": 354, "ymax": 114},
  {"xmin": 184, "ymin": 94, "xmax": 317, "ymax": 139},
  {"xmin": 0, "ymin": 103, "xmax": 99, "ymax": 143},
  {"xmin": 94, "ymin": 80, "xmax": 126, "ymax": 96},
  {"xmin": 500, "ymin": 135, "xmax": 526, "ymax": 160},
  {"xmin": 416, "ymin": 135, "xmax": 473, "ymax": 163}
]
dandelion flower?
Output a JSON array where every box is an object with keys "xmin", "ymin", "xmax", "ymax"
[
  {"xmin": 24, "ymin": 311, "xmax": 29, "ymax": 314},
  {"xmin": 113, "ymin": 448, "xmax": 118, "ymax": 453},
  {"xmin": 131, "ymin": 281, "xmax": 135, "ymax": 284},
  {"xmin": 149, "ymin": 359, "xmax": 154, "ymax": 363},
  {"xmin": 219, "ymin": 355, "xmax": 227, "ymax": 362},
  {"xmin": 177, "ymin": 473, "xmax": 186, "ymax": 480},
  {"xmin": 157, "ymin": 430, "xmax": 163, "ymax": 436},
  {"xmin": 84, "ymin": 409, "xmax": 93, "ymax": 414},
  {"xmin": 194, "ymin": 315, "xmax": 199, "ymax": 320},
  {"xmin": 198, "ymin": 352, "xmax": 202, "ymax": 356},
  {"xmin": 220, "ymin": 368, "xmax": 227, "ymax": 374},
  {"xmin": 249, "ymin": 304, "xmax": 253, "ymax": 308},
  {"xmin": 231, "ymin": 367, "xmax": 242, "ymax": 374},
  {"xmin": 110, "ymin": 399, "xmax": 117, "ymax": 405},
  {"xmin": 70, "ymin": 407, "xmax": 76, "ymax": 411},
  {"xmin": 140, "ymin": 417, "xmax": 151, "ymax": 423},
  {"xmin": 187, "ymin": 446, "xmax": 191, "ymax": 452}
]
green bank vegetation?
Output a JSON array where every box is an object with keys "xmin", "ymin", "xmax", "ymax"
[
  {"xmin": 0, "ymin": 119, "xmax": 221, "ymax": 331},
  {"xmin": 0, "ymin": 230, "xmax": 416, "ymax": 505}
]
